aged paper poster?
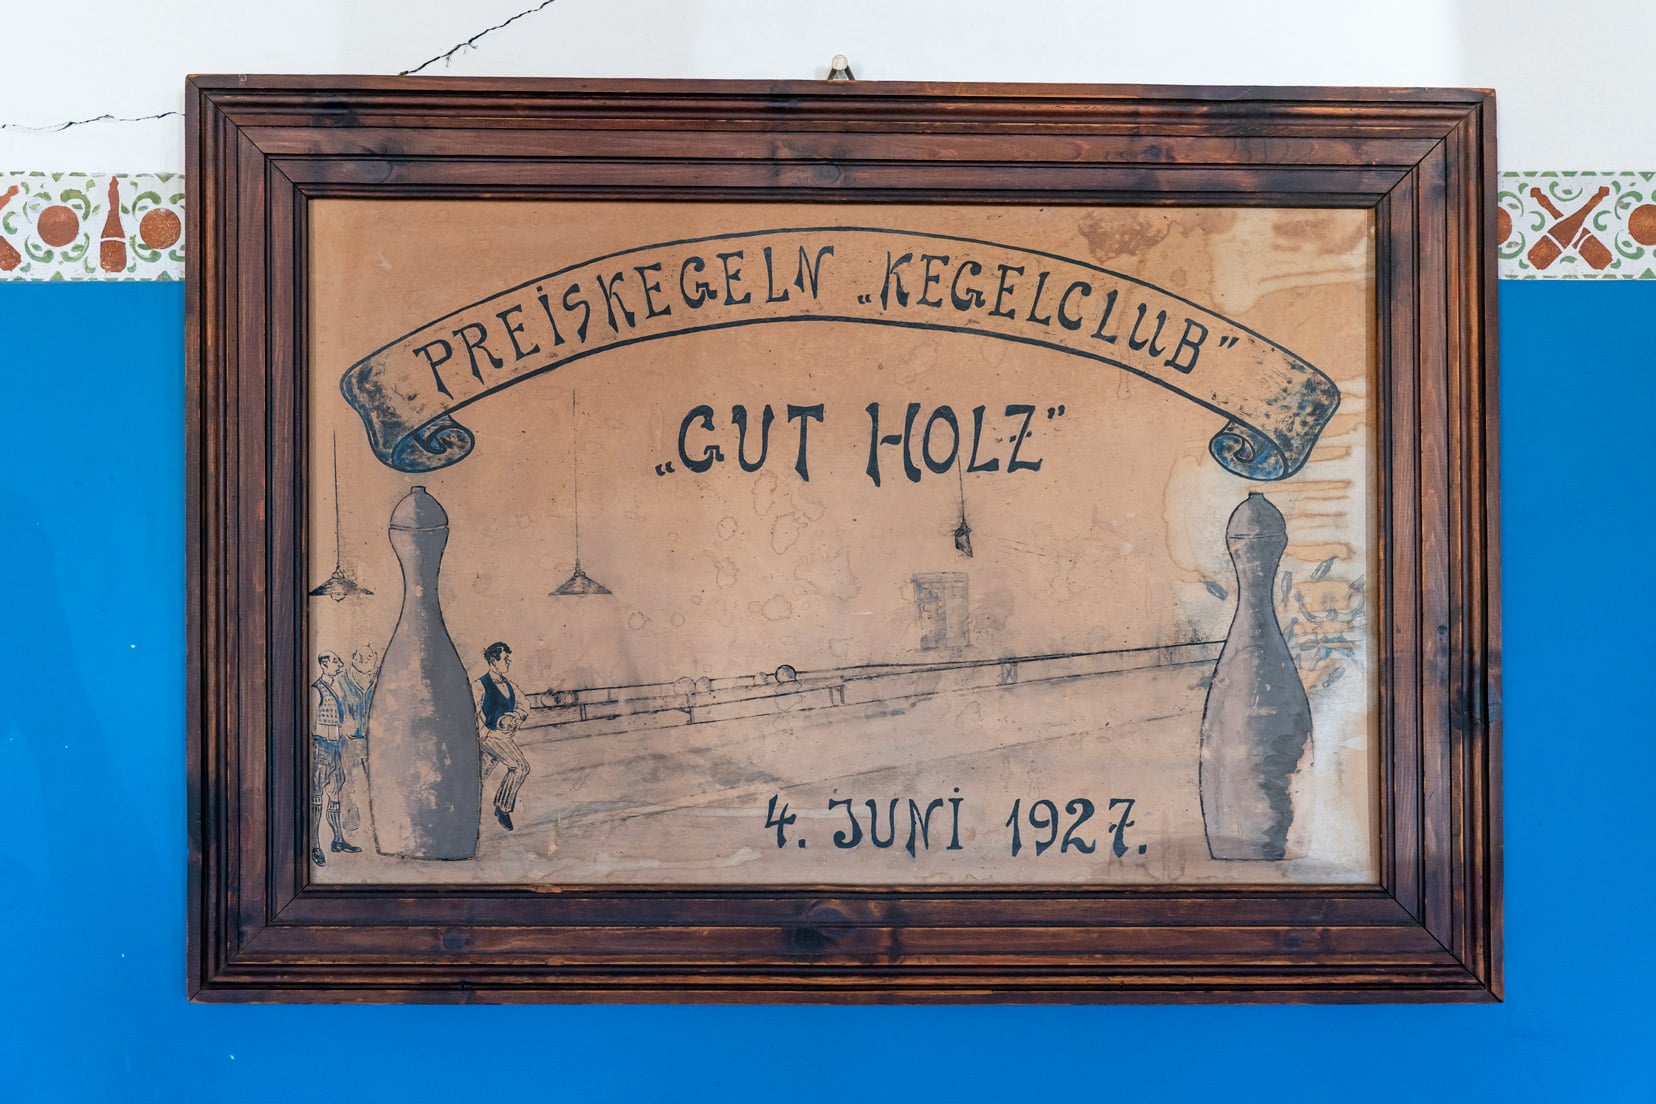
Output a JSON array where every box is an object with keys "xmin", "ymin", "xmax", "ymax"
[{"xmin": 304, "ymin": 200, "xmax": 1377, "ymax": 886}]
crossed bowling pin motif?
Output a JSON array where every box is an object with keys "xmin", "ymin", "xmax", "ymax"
[{"xmin": 1527, "ymin": 185, "xmax": 1613, "ymax": 271}]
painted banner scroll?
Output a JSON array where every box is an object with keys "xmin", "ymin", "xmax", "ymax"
[{"xmin": 341, "ymin": 228, "xmax": 1340, "ymax": 481}]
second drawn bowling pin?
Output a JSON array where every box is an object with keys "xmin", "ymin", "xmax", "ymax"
[
  {"xmin": 1199, "ymin": 493, "xmax": 1313, "ymax": 861},
  {"xmin": 366, "ymin": 486, "xmax": 482, "ymax": 860}
]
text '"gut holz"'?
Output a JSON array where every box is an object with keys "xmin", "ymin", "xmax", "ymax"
[{"xmin": 659, "ymin": 402, "xmax": 1067, "ymax": 484}]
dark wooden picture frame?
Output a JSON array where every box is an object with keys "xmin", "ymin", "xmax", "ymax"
[{"xmin": 186, "ymin": 76, "xmax": 1500, "ymax": 1002}]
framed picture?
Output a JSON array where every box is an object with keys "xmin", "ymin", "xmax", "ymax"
[{"xmin": 187, "ymin": 76, "xmax": 1500, "ymax": 1001}]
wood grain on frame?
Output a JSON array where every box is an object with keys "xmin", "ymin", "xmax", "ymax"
[{"xmin": 186, "ymin": 77, "xmax": 1499, "ymax": 1002}]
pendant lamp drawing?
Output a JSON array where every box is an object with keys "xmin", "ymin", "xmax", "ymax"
[
  {"xmin": 310, "ymin": 433, "xmax": 374, "ymax": 601},
  {"xmin": 551, "ymin": 389, "xmax": 613, "ymax": 596}
]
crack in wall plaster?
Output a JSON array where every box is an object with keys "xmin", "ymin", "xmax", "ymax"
[
  {"xmin": 401, "ymin": 0, "xmax": 561, "ymax": 75},
  {"xmin": 0, "ymin": 0, "xmax": 562, "ymax": 133},
  {"xmin": 0, "ymin": 111, "xmax": 181, "ymax": 135}
]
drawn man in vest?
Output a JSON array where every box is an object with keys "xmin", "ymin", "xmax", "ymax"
[
  {"xmin": 340, "ymin": 644, "xmax": 378, "ymax": 735},
  {"xmin": 478, "ymin": 641, "xmax": 532, "ymax": 831},
  {"xmin": 333, "ymin": 644, "xmax": 378, "ymax": 837},
  {"xmin": 311, "ymin": 652, "xmax": 362, "ymax": 865},
  {"xmin": 338, "ymin": 646, "xmax": 377, "ymax": 757}
]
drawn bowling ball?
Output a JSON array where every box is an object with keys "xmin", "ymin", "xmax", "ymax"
[
  {"xmin": 36, "ymin": 204, "xmax": 80, "ymax": 247},
  {"xmin": 139, "ymin": 208, "xmax": 182, "ymax": 250},
  {"xmin": 1628, "ymin": 204, "xmax": 1656, "ymax": 246}
]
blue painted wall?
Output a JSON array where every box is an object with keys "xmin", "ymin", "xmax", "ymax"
[{"xmin": 2, "ymin": 281, "xmax": 1649, "ymax": 1101}]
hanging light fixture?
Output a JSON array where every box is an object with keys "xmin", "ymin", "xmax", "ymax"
[
  {"xmin": 551, "ymin": 389, "xmax": 612, "ymax": 596},
  {"xmin": 953, "ymin": 465, "xmax": 974, "ymax": 558},
  {"xmin": 310, "ymin": 433, "xmax": 373, "ymax": 601}
]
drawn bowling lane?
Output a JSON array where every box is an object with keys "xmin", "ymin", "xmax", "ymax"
[
  {"xmin": 513, "ymin": 647, "xmax": 1223, "ymax": 884},
  {"xmin": 321, "ymin": 638, "xmax": 1359, "ymax": 886}
]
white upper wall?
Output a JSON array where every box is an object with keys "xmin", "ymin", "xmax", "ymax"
[{"xmin": 0, "ymin": 0, "xmax": 1633, "ymax": 170}]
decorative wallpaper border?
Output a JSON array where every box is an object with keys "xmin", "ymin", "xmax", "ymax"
[
  {"xmin": 1499, "ymin": 171, "xmax": 1656, "ymax": 278},
  {"xmin": 4, "ymin": 170, "xmax": 1656, "ymax": 281},
  {"xmin": 0, "ymin": 172, "xmax": 183, "ymax": 280}
]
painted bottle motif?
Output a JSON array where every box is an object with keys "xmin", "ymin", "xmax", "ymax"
[
  {"xmin": 99, "ymin": 178, "xmax": 127, "ymax": 274},
  {"xmin": 1199, "ymin": 493, "xmax": 1313, "ymax": 861},
  {"xmin": 0, "ymin": 185, "xmax": 22, "ymax": 271},
  {"xmin": 366, "ymin": 486, "xmax": 481, "ymax": 860}
]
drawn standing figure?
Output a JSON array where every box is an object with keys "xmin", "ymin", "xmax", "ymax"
[
  {"xmin": 310, "ymin": 652, "xmax": 363, "ymax": 865},
  {"xmin": 478, "ymin": 642, "xmax": 532, "ymax": 831},
  {"xmin": 340, "ymin": 644, "xmax": 379, "ymax": 752},
  {"xmin": 335, "ymin": 644, "xmax": 378, "ymax": 833}
]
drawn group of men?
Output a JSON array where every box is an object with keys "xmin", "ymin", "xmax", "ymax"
[{"xmin": 310, "ymin": 641, "xmax": 534, "ymax": 864}]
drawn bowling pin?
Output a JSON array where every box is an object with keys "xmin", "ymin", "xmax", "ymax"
[
  {"xmin": 366, "ymin": 486, "xmax": 482, "ymax": 860},
  {"xmin": 1199, "ymin": 493, "xmax": 1313, "ymax": 860}
]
